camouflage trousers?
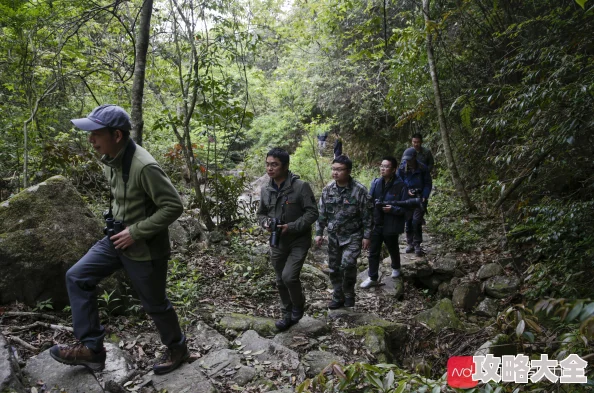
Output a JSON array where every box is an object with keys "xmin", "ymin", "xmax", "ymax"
[{"xmin": 328, "ymin": 235, "xmax": 362, "ymax": 302}]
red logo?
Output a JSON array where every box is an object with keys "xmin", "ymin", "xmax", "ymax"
[{"xmin": 447, "ymin": 356, "xmax": 478, "ymax": 388}]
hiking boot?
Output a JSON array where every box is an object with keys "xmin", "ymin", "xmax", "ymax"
[
  {"xmin": 153, "ymin": 342, "xmax": 190, "ymax": 375},
  {"xmin": 275, "ymin": 317, "xmax": 297, "ymax": 331},
  {"xmin": 360, "ymin": 277, "xmax": 380, "ymax": 288},
  {"xmin": 291, "ymin": 305, "xmax": 305, "ymax": 322},
  {"xmin": 405, "ymin": 244, "xmax": 415, "ymax": 253},
  {"xmin": 328, "ymin": 299, "xmax": 344, "ymax": 310},
  {"xmin": 415, "ymin": 245, "xmax": 423, "ymax": 256},
  {"xmin": 344, "ymin": 297, "xmax": 355, "ymax": 307},
  {"xmin": 49, "ymin": 344, "xmax": 106, "ymax": 372},
  {"xmin": 391, "ymin": 269, "xmax": 401, "ymax": 278}
]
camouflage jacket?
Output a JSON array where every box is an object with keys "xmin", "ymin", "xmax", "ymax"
[{"xmin": 315, "ymin": 178, "xmax": 373, "ymax": 246}]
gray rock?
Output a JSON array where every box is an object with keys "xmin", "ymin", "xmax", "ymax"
[
  {"xmin": 301, "ymin": 264, "xmax": 328, "ymax": 290},
  {"xmin": 152, "ymin": 361, "xmax": 217, "ymax": 392},
  {"xmin": 176, "ymin": 212, "xmax": 206, "ymax": 243},
  {"xmin": 100, "ymin": 342, "xmax": 135, "ymax": 385},
  {"xmin": 452, "ymin": 281, "xmax": 481, "ymax": 311},
  {"xmin": 476, "ymin": 297, "xmax": 499, "ymax": 317},
  {"xmin": 273, "ymin": 316, "xmax": 329, "ymax": 347},
  {"xmin": 168, "ymin": 220, "xmax": 189, "ymax": 246},
  {"xmin": 484, "ymin": 275, "xmax": 520, "ymax": 299},
  {"xmin": 0, "ymin": 176, "xmax": 103, "ymax": 307},
  {"xmin": 208, "ymin": 230, "xmax": 225, "ymax": 244},
  {"xmin": 418, "ymin": 275, "xmax": 443, "ymax": 292},
  {"xmin": 219, "ymin": 314, "xmax": 277, "ymax": 336},
  {"xmin": 200, "ymin": 349, "xmax": 255, "ymax": 386},
  {"xmin": 0, "ymin": 333, "xmax": 25, "ymax": 393},
  {"xmin": 414, "ymin": 298, "xmax": 462, "ymax": 331},
  {"xmin": 237, "ymin": 330, "xmax": 302, "ymax": 376},
  {"xmin": 432, "ymin": 254, "xmax": 458, "ymax": 275},
  {"xmin": 478, "ymin": 263, "xmax": 504, "ymax": 280},
  {"xmin": 194, "ymin": 321, "xmax": 230, "ymax": 352},
  {"xmin": 341, "ymin": 326, "xmax": 390, "ymax": 363},
  {"xmin": 400, "ymin": 259, "xmax": 433, "ymax": 278},
  {"xmin": 329, "ymin": 310, "xmax": 408, "ymax": 351},
  {"xmin": 437, "ymin": 281, "xmax": 453, "ymax": 298},
  {"xmin": 301, "ymin": 351, "xmax": 344, "ymax": 378},
  {"xmin": 385, "ymin": 277, "xmax": 405, "ymax": 300},
  {"xmin": 23, "ymin": 349, "xmax": 102, "ymax": 392}
]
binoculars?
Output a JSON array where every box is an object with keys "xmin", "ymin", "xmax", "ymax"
[
  {"xmin": 269, "ymin": 218, "xmax": 284, "ymax": 248},
  {"xmin": 103, "ymin": 211, "xmax": 126, "ymax": 239}
]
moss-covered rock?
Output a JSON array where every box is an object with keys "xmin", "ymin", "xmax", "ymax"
[
  {"xmin": 414, "ymin": 298, "xmax": 462, "ymax": 331},
  {"xmin": 219, "ymin": 313, "xmax": 277, "ymax": 336},
  {"xmin": 484, "ymin": 275, "xmax": 520, "ymax": 299},
  {"xmin": 0, "ymin": 176, "xmax": 103, "ymax": 307},
  {"xmin": 342, "ymin": 325, "xmax": 389, "ymax": 363}
]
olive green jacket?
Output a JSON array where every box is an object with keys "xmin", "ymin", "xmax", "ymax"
[
  {"xmin": 101, "ymin": 140, "xmax": 183, "ymax": 261},
  {"xmin": 257, "ymin": 172, "xmax": 319, "ymax": 241}
]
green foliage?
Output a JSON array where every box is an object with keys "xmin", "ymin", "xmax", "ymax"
[
  {"xmin": 225, "ymin": 234, "xmax": 275, "ymax": 299},
  {"xmin": 207, "ymin": 171, "xmax": 250, "ymax": 226},
  {"xmin": 33, "ymin": 298, "xmax": 53, "ymax": 312},
  {"xmin": 512, "ymin": 200, "xmax": 594, "ymax": 298},
  {"xmin": 167, "ymin": 257, "xmax": 202, "ymax": 324}
]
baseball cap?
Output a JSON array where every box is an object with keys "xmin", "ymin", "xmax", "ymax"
[
  {"xmin": 71, "ymin": 104, "xmax": 132, "ymax": 132},
  {"xmin": 402, "ymin": 147, "xmax": 418, "ymax": 161}
]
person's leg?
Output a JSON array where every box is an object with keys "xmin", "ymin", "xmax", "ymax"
[
  {"xmin": 412, "ymin": 207, "xmax": 425, "ymax": 254},
  {"xmin": 341, "ymin": 240, "xmax": 362, "ymax": 306},
  {"xmin": 122, "ymin": 255, "xmax": 187, "ymax": 374},
  {"xmin": 122, "ymin": 256, "xmax": 183, "ymax": 347},
  {"xmin": 66, "ymin": 237, "xmax": 122, "ymax": 351},
  {"xmin": 50, "ymin": 237, "xmax": 122, "ymax": 371},
  {"xmin": 383, "ymin": 233, "xmax": 401, "ymax": 270},
  {"xmin": 270, "ymin": 244, "xmax": 292, "ymax": 318},
  {"xmin": 327, "ymin": 236, "xmax": 345, "ymax": 307},
  {"xmin": 281, "ymin": 236, "xmax": 310, "ymax": 314},
  {"xmin": 365, "ymin": 228, "xmax": 383, "ymax": 281},
  {"xmin": 405, "ymin": 217, "xmax": 414, "ymax": 253}
]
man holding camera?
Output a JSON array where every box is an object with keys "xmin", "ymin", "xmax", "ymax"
[
  {"xmin": 360, "ymin": 156, "xmax": 408, "ymax": 288},
  {"xmin": 257, "ymin": 148, "xmax": 319, "ymax": 331},
  {"xmin": 50, "ymin": 105, "xmax": 187, "ymax": 375},
  {"xmin": 397, "ymin": 148, "xmax": 432, "ymax": 256},
  {"xmin": 315, "ymin": 155, "xmax": 372, "ymax": 309}
]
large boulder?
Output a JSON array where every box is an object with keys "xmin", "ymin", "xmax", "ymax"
[
  {"xmin": 414, "ymin": 298, "xmax": 462, "ymax": 331},
  {"xmin": 477, "ymin": 263, "xmax": 504, "ymax": 280},
  {"xmin": 484, "ymin": 275, "xmax": 520, "ymax": 299},
  {"xmin": 301, "ymin": 351, "xmax": 344, "ymax": 378},
  {"xmin": 0, "ymin": 333, "xmax": 26, "ymax": 393},
  {"xmin": 452, "ymin": 281, "xmax": 481, "ymax": 311},
  {"xmin": 0, "ymin": 176, "xmax": 103, "ymax": 307}
]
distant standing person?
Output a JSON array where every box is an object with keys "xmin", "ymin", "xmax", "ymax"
[
  {"xmin": 315, "ymin": 155, "xmax": 372, "ymax": 309},
  {"xmin": 50, "ymin": 105, "xmax": 187, "ymax": 375},
  {"xmin": 361, "ymin": 156, "xmax": 408, "ymax": 288},
  {"xmin": 333, "ymin": 135, "xmax": 343, "ymax": 159},
  {"xmin": 257, "ymin": 148, "xmax": 319, "ymax": 331},
  {"xmin": 397, "ymin": 148, "xmax": 432, "ymax": 256},
  {"xmin": 410, "ymin": 133, "xmax": 434, "ymax": 172},
  {"xmin": 317, "ymin": 131, "xmax": 329, "ymax": 155}
]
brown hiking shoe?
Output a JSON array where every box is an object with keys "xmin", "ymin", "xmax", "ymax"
[
  {"xmin": 49, "ymin": 344, "xmax": 106, "ymax": 372},
  {"xmin": 153, "ymin": 343, "xmax": 190, "ymax": 375}
]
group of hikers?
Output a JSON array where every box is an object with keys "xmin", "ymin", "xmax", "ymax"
[{"xmin": 49, "ymin": 104, "xmax": 433, "ymax": 375}]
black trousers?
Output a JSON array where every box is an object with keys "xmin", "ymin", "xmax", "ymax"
[
  {"xmin": 367, "ymin": 227, "xmax": 401, "ymax": 281},
  {"xmin": 405, "ymin": 207, "xmax": 425, "ymax": 245},
  {"xmin": 66, "ymin": 237, "xmax": 183, "ymax": 352}
]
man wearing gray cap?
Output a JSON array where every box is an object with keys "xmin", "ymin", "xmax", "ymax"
[
  {"xmin": 397, "ymin": 147, "xmax": 432, "ymax": 256},
  {"xmin": 49, "ymin": 104, "xmax": 188, "ymax": 375}
]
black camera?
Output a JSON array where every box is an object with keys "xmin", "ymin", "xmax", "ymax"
[
  {"xmin": 269, "ymin": 218, "xmax": 284, "ymax": 248},
  {"xmin": 375, "ymin": 198, "xmax": 425, "ymax": 212},
  {"xmin": 103, "ymin": 211, "xmax": 125, "ymax": 239}
]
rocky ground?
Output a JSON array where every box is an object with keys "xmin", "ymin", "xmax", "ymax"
[{"xmin": 1, "ymin": 221, "xmax": 521, "ymax": 393}]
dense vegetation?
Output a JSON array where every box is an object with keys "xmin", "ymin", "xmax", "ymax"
[{"xmin": 1, "ymin": 0, "xmax": 593, "ymax": 391}]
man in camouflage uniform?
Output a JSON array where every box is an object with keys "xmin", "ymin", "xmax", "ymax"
[{"xmin": 315, "ymin": 155, "xmax": 373, "ymax": 309}]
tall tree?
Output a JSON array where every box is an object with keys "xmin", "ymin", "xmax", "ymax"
[
  {"xmin": 422, "ymin": 0, "xmax": 473, "ymax": 211},
  {"xmin": 130, "ymin": 0, "xmax": 154, "ymax": 146}
]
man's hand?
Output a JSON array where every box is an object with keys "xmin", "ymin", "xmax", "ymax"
[
  {"xmin": 111, "ymin": 227, "xmax": 135, "ymax": 250},
  {"xmin": 382, "ymin": 205, "xmax": 392, "ymax": 213},
  {"xmin": 278, "ymin": 224, "xmax": 289, "ymax": 235},
  {"xmin": 362, "ymin": 238, "xmax": 370, "ymax": 250},
  {"xmin": 408, "ymin": 189, "xmax": 416, "ymax": 196},
  {"xmin": 315, "ymin": 236, "xmax": 324, "ymax": 248}
]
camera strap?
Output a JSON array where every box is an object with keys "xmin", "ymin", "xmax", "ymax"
[{"xmin": 108, "ymin": 140, "xmax": 137, "ymax": 223}]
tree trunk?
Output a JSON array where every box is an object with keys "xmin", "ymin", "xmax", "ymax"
[
  {"xmin": 130, "ymin": 0, "xmax": 154, "ymax": 146},
  {"xmin": 422, "ymin": 0, "xmax": 474, "ymax": 211}
]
